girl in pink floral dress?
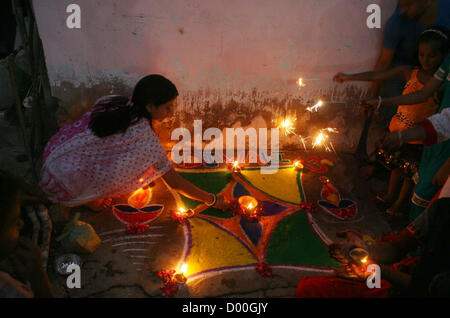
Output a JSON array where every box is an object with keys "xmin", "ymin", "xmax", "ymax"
[{"xmin": 40, "ymin": 75, "xmax": 228, "ymax": 210}]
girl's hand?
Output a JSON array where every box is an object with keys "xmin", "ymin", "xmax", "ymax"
[
  {"xmin": 433, "ymin": 159, "xmax": 450, "ymax": 187},
  {"xmin": 360, "ymin": 98, "xmax": 377, "ymax": 118},
  {"xmin": 362, "ymin": 97, "xmax": 379, "ymax": 108},
  {"xmin": 213, "ymin": 194, "xmax": 231, "ymax": 212},
  {"xmin": 333, "ymin": 72, "xmax": 350, "ymax": 83}
]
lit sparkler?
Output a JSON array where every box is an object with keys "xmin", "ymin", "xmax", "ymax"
[
  {"xmin": 278, "ymin": 117, "xmax": 296, "ymax": 136},
  {"xmin": 306, "ymin": 100, "xmax": 324, "ymax": 112},
  {"xmin": 299, "ymin": 135, "xmax": 307, "ymax": 151},
  {"xmin": 297, "ymin": 77, "xmax": 306, "ymax": 87},
  {"xmin": 311, "ymin": 128, "xmax": 339, "ymax": 152},
  {"xmin": 312, "ymin": 132, "xmax": 326, "ymax": 148}
]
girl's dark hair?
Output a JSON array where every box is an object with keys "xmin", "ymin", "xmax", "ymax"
[
  {"xmin": 89, "ymin": 74, "xmax": 178, "ymax": 137},
  {"xmin": 414, "ymin": 25, "xmax": 450, "ymax": 65}
]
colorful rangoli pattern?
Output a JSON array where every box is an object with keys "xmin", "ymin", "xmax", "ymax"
[{"xmin": 175, "ymin": 166, "xmax": 340, "ymax": 278}]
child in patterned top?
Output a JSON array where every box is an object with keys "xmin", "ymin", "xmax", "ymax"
[{"xmin": 333, "ymin": 26, "xmax": 449, "ymax": 221}]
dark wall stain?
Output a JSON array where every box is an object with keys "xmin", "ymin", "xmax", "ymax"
[{"xmin": 51, "ymin": 81, "xmax": 370, "ymax": 153}]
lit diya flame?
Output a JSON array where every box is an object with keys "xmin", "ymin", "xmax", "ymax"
[
  {"xmin": 238, "ymin": 196, "xmax": 258, "ymax": 216},
  {"xmin": 349, "ymin": 248, "xmax": 369, "ymax": 265},
  {"xmin": 294, "ymin": 160, "xmax": 304, "ymax": 170},
  {"xmin": 128, "ymin": 186, "xmax": 152, "ymax": 209},
  {"xmin": 174, "ymin": 263, "xmax": 188, "ymax": 284},
  {"xmin": 172, "ymin": 207, "xmax": 194, "ymax": 222},
  {"xmin": 297, "ymin": 77, "xmax": 306, "ymax": 87},
  {"xmin": 180, "ymin": 263, "xmax": 188, "ymax": 275},
  {"xmin": 232, "ymin": 160, "xmax": 241, "ymax": 172},
  {"xmin": 307, "ymin": 100, "xmax": 324, "ymax": 112}
]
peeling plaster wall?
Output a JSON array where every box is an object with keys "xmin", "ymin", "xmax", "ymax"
[{"xmin": 33, "ymin": 0, "xmax": 396, "ymax": 152}]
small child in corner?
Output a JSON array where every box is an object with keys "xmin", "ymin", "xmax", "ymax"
[
  {"xmin": 333, "ymin": 26, "xmax": 449, "ymax": 221},
  {"xmin": 0, "ymin": 171, "xmax": 54, "ymax": 298}
]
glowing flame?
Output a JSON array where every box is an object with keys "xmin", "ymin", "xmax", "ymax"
[
  {"xmin": 138, "ymin": 178, "xmax": 144, "ymax": 183},
  {"xmin": 307, "ymin": 100, "xmax": 324, "ymax": 112},
  {"xmin": 128, "ymin": 186, "xmax": 152, "ymax": 209},
  {"xmin": 178, "ymin": 207, "xmax": 186, "ymax": 214},
  {"xmin": 324, "ymin": 127, "xmax": 339, "ymax": 133},
  {"xmin": 361, "ymin": 257, "xmax": 368, "ymax": 264},
  {"xmin": 297, "ymin": 78, "xmax": 306, "ymax": 87},
  {"xmin": 294, "ymin": 160, "xmax": 304, "ymax": 169},
  {"xmin": 313, "ymin": 132, "xmax": 326, "ymax": 148},
  {"xmin": 279, "ymin": 118, "xmax": 296, "ymax": 136},
  {"xmin": 180, "ymin": 263, "xmax": 188, "ymax": 275},
  {"xmin": 247, "ymin": 202, "xmax": 254, "ymax": 210},
  {"xmin": 309, "ymin": 128, "xmax": 339, "ymax": 152}
]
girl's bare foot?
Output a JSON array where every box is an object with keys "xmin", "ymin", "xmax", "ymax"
[
  {"xmin": 86, "ymin": 198, "xmax": 113, "ymax": 212},
  {"xmin": 384, "ymin": 201, "xmax": 408, "ymax": 223}
]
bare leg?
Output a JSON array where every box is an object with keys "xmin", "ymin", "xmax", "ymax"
[
  {"xmin": 389, "ymin": 178, "xmax": 414, "ymax": 215},
  {"xmin": 381, "ymin": 168, "xmax": 402, "ymax": 204}
]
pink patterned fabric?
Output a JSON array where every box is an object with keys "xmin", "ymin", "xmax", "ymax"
[{"xmin": 40, "ymin": 96, "xmax": 172, "ymax": 207}]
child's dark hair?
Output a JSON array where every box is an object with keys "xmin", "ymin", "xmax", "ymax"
[
  {"xmin": 414, "ymin": 25, "xmax": 450, "ymax": 65},
  {"xmin": 0, "ymin": 171, "xmax": 20, "ymax": 226},
  {"xmin": 89, "ymin": 74, "xmax": 179, "ymax": 137}
]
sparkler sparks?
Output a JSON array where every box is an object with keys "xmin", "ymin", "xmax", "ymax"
[
  {"xmin": 297, "ymin": 77, "xmax": 306, "ymax": 87},
  {"xmin": 309, "ymin": 128, "xmax": 339, "ymax": 153},
  {"xmin": 278, "ymin": 117, "xmax": 296, "ymax": 136},
  {"xmin": 306, "ymin": 100, "xmax": 324, "ymax": 112},
  {"xmin": 312, "ymin": 132, "xmax": 326, "ymax": 148},
  {"xmin": 299, "ymin": 135, "xmax": 307, "ymax": 151}
]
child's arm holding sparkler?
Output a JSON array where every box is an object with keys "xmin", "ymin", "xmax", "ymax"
[
  {"xmin": 333, "ymin": 65, "xmax": 411, "ymax": 83},
  {"xmin": 364, "ymin": 76, "xmax": 442, "ymax": 108}
]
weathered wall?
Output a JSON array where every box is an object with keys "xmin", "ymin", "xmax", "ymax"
[{"xmin": 32, "ymin": 0, "xmax": 396, "ymax": 152}]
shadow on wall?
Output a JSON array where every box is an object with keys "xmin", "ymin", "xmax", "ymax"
[{"xmin": 52, "ymin": 79, "xmax": 369, "ymax": 153}]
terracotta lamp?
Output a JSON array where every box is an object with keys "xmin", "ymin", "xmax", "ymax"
[
  {"xmin": 349, "ymin": 247, "xmax": 369, "ymax": 265},
  {"xmin": 171, "ymin": 207, "xmax": 195, "ymax": 223},
  {"xmin": 174, "ymin": 263, "xmax": 188, "ymax": 284},
  {"xmin": 238, "ymin": 196, "xmax": 258, "ymax": 217}
]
